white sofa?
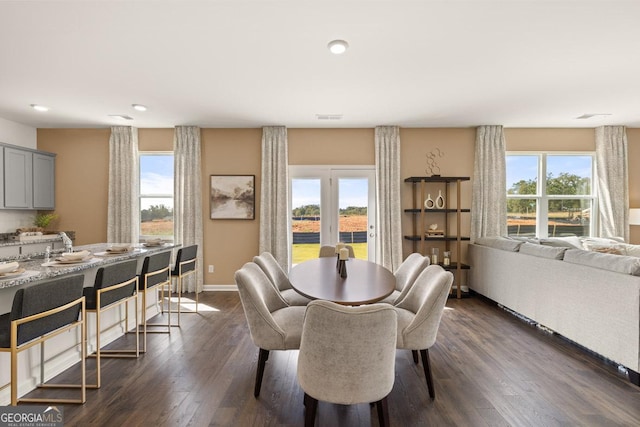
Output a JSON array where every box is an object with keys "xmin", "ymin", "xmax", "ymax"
[{"xmin": 468, "ymin": 237, "xmax": 640, "ymax": 386}]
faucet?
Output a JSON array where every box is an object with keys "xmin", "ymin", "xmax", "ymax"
[{"xmin": 59, "ymin": 232, "xmax": 73, "ymax": 253}]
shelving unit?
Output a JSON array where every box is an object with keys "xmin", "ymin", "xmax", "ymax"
[{"xmin": 404, "ymin": 176, "xmax": 471, "ymax": 298}]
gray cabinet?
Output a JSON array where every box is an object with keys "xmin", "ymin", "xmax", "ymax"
[
  {"xmin": 1, "ymin": 143, "xmax": 56, "ymax": 210},
  {"xmin": 4, "ymin": 147, "xmax": 33, "ymax": 208},
  {"xmin": 33, "ymin": 152, "xmax": 55, "ymax": 209}
]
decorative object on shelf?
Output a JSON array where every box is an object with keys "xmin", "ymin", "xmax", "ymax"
[
  {"xmin": 435, "ymin": 190, "xmax": 445, "ymax": 209},
  {"xmin": 425, "ymin": 148, "xmax": 444, "ymax": 177},
  {"xmin": 426, "ymin": 223, "xmax": 444, "ymax": 238},
  {"xmin": 431, "ymin": 247, "xmax": 439, "ymax": 265},
  {"xmin": 443, "ymin": 251, "xmax": 451, "ymax": 266},
  {"xmin": 424, "ymin": 194, "xmax": 435, "ymax": 209}
]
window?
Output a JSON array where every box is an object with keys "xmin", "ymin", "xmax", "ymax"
[
  {"xmin": 506, "ymin": 153, "xmax": 596, "ymax": 238},
  {"xmin": 139, "ymin": 153, "xmax": 174, "ymax": 239}
]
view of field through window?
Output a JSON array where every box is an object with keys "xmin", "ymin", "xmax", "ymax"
[
  {"xmin": 507, "ymin": 154, "xmax": 593, "ymax": 237},
  {"xmin": 140, "ymin": 154, "xmax": 174, "ymax": 236},
  {"xmin": 291, "ymin": 178, "xmax": 369, "ymax": 264}
]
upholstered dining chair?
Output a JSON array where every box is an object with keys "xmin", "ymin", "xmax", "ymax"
[
  {"xmin": 235, "ymin": 262, "xmax": 306, "ymax": 397},
  {"xmin": 253, "ymin": 252, "xmax": 311, "ymax": 306},
  {"xmin": 83, "ymin": 259, "xmax": 139, "ymax": 388},
  {"xmin": 379, "ymin": 252, "xmax": 430, "ymax": 305},
  {"xmin": 138, "ymin": 250, "xmax": 172, "ymax": 352},
  {"xmin": 167, "ymin": 244, "xmax": 199, "ymax": 322},
  {"xmin": 0, "ymin": 274, "xmax": 86, "ymax": 405},
  {"xmin": 394, "ymin": 264, "xmax": 453, "ymax": 399},
  {"xmin": 297, "ymin": 300, "xmax": 397, "ymax": 427},
  {"xmin": 318, "ymin": 245, "xmax": 355, "ymax": 258}
]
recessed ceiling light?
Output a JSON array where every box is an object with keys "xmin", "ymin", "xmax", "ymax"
[
  {"xmin": 328, "ymin": 40, "xmax": 349, "ymax": 55},
  {"xmin": 108, "ymin": 114, "xmax": 134, "ymax": 120},
  {"xmin": 132, "ymin": 104, "xmax": 148, "ymax": 112},
  {"xmin": 30, "ymin": 104, "xmax": 49, "ymax": 112}
]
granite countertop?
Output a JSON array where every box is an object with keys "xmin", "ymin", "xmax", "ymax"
[
  {"xmin": 0, "ymin": 242, "xmax": 179, "ymax": 289},
  {"xmin": 0, "ymin": 235, "xmax": 62, "ymax": 248}
]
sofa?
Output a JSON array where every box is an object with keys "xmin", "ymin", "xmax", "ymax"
[{"xmin": 468, "ymin": 236, "xmax": 640, "ymax": 386}]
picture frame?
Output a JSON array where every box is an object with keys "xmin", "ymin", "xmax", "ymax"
[{"xmin": 210, "ymin": 175, "xmax": 255, "ymax": 220}]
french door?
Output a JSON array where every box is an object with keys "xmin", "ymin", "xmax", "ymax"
[{"xmin": 289, "ymin": 166, "xmax": 376, "ymax": 266}]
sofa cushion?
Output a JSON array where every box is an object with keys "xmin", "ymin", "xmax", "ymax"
[
  {"xmin": 563, "ymin": 249, "xmax": 640, "ymax": 276},
  {"xmin": 519, "ymin": 242, "xmax": 567, "ymax": 260},
  {"xmin": 539, "ymin": 236, "xmax": 583, "ymax": 249},
  {"xmin": 474, "ymin": 237, "xmax": 523, "ymax": 252}
]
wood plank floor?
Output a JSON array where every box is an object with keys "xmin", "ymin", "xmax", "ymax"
[{"xmin": 27, "ymin": 291, "xmax": 640, "ymax": 426}]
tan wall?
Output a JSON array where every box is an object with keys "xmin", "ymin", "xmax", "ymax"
[
  {"xmin": 37, "ymin": 126, "xmax": 640, "ymax": 283},
  {"xmin": 37, "ymin": 128, "xmax": 110, "ymax": 245}
]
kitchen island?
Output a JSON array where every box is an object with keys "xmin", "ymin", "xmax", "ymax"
[{"xmin": 0, "ymin": 242, "xmax": 179, "ymax": 405}]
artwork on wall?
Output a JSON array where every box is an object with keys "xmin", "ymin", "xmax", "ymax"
[{"xmin": 210, "ymin": 175, "xmax": 255, "ymax": 220}]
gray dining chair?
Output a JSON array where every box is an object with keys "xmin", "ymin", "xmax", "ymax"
[
  {"xmin": 253, "ymin": 252, "xmax": 311, "ymax": 306},
  {"xmin": 318, "ymin": 245, "xmax": 355, "ymax": 258},
  {"xmin": 395, "ymin": 264, "xmax": 453, "ymax": 399},
  {"xmin": 379, "ymin": 252, "xmax": 431, "ymax": 305},
  {"xmin": 235, "ymin": 262, "xmax": 306, "ymax": 397},
  {"xmin": 297, "ymin": 300, "xmax": 397, "ymax": 427}
]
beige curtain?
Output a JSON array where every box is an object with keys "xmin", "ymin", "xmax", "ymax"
[
  {"xmin": 174, "ymin": 126, "xmax": 204, "ymax": 292},
  {"xmin": 471, "ymin": 125, "xmax": 507, "ymax": 240},
  {"xmin": 375, "ymin": 126, "xmax": 403, "ymax": 271},
  {"xmin": 259, "ymin": 126, "xmax": 289, "ymax": 270},
  {"xmin": 107, "ymin": 126, "xmax": 139, "ymax": 243},
  {"xmin": 595, "ymin": 126, "xmax": 628, "ymax": 241}
]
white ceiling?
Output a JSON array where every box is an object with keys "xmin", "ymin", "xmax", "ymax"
[{"xmin": 1, "ymin": 0, "xmax": 639, "ymax": 129}]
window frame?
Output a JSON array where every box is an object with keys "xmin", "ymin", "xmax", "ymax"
[
  {"xmin": 138, "ymin": 151, "xmax": 174, "ymax": 241},
  {"xmin": 506, "ymin": 151, "xmax": 597, "ymax": 238}
]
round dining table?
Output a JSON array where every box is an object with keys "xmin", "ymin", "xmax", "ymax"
[{"xmin": 289, "ymin": 257, "xmax": 396, "ymax": 305}]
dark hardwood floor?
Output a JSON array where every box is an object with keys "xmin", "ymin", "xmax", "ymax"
[{"xmin": 27, "ymin": 291, "xmax": 640, "ymax": 426}]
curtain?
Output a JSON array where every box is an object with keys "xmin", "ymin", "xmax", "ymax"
[
  {"xmin": 471, "ymin": 125, "xmax": 507, "ymax": 240},
  {"xmin": 259, "ymin": 126, "xmax": 289, "ymax": 270},
  {"xmin": 595, "ymin": 126, "xmax": 628, "ymax": 241},
  {"xmin": 107, "ymin": 126, "xmax": 139, "ymax": 243},
  {"xmin": 174, "ymin": 126, "xmax": 204, "ymax": 293},
  {"xmin": 375, "ymin": 126, "xmax": 403, "ymax": 271}
]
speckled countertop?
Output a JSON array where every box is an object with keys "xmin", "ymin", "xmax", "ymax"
[
  {"xmin": 0, "ymin": 235, "xmax": 62, "ymax": 247},
  {"xmin": 0, "ymin": 243, "xmax": 178, "ymax": 289}
]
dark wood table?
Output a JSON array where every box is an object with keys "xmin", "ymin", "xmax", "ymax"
[{"xmin": 289, "ymin": 257, "xmax": 396, "ymax": 305}]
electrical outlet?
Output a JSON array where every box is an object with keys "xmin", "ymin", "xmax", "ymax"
[{"xmin": 208, "ymin": 265, "xmax": 214, "ymax": 273}]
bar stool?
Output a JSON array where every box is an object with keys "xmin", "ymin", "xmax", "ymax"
[
  {"xmin": 83, "ymin": 259, "xmax": 139, "ymax": 388},
  {"xmin": 138, "ymin": 251, "xmax": 172, "ymax": 352},
  {"xmin": 0, "ymin": 274, "xmax": 86, "ymax": 405},
  {"xmin": 164, "ymin": 245, "xmax": 199, "ymax": 324}
]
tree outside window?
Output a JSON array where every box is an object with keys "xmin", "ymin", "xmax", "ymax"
[{"xmin": 139, "ymin": 153, "xmax": 174, "ymax": 239}]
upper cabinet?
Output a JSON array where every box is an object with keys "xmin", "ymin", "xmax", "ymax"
[{"xmin": 1, "ymin": 143, "xmax": 56, "ymax": 210}]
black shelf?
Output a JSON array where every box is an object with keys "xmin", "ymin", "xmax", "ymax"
[
  {"xmin": 405, "ymin": 176, "xmax": 470, "ymax": 183},
  {"xmin": 439, "ymin": 262, "xmax": 470, "ymax": 270}
]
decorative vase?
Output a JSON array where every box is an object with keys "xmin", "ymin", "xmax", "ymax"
[
  {"xmin": 435, "ymin": 190, "xmax": 445, "ymax": 209},
  {"xmin": 424, "ymin": 194, "xmax": 435, "ymax": 209}
]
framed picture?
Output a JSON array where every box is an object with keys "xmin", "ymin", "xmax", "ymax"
[{"xmin": 210, "ymin": 175, "xmax": 255, "ymax": 220}]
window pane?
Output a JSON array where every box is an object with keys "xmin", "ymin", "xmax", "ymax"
[
  {"xmin": 506, "ymin": 155, "xmax": 538, "ymax": 195},
  {"xmin": 546, "ymin": 155, "xmax": 592, "ymax": 195},
  {"xmin": 291, "ymin": 179, "xmax": 321, "ymax": 265},
  {"xmin": 140, "ymin": 155, "xmax": 174, "ymax": 195},
  {"xmin": 338, "ymin": 178, "xmax": 368, "ymax": 260},
  {"xmin": 507, "ymin": 198, "xmax": 537, "ymax": 237},
  {"xmin": 547, "ymin": 199, "xmax": 590, "ymax": 237},
  {"xmin": 140, "ymin": 197, "xmax": 174, "ymax": 236}
]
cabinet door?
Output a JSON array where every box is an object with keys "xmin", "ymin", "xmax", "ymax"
[
  {"xmin": 4, "ymin": 147, "xmax": 33, "ymax": 208},
  {"xmin": 33, "ymin": 153, "xmax": 55, "ymax": 209}
]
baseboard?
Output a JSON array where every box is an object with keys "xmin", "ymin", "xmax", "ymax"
[{"xmin": 203, "ymin": 284, "xmax": 237, "ymax": 292}]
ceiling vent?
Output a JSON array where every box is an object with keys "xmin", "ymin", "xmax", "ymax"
[
  {"xmin": 576, "ymin": 113, "xmax": 612, "ymax": 119},
  {"xmin": 109, "ymin": 114, "xmax": 134, "ymax": 120},
  {"xmin": 316, "ymin": 114, "xmax": 343, "ymax": 120}
]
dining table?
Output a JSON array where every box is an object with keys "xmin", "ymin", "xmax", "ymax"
[{"xmin": 289, "ymin": 257, "xmax": 396, "ymax": 305}]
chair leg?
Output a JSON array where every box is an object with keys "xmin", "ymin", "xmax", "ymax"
[
  {"xmin": 376, "ymin": 397, "xmax": 390, "ymax": 427},
  {"xmin": 254, "ymin": 348, "xmax": 269, "ymax": 397},
  {"xmin": 420, "ymin": 349, "xmax": 435, "ymax": 399},
  {"xmin": 412, "ymin": 350, "xmax": 419, "ymax": 364},
  {"xmin": 304, "ymin": 393, "xmax": 318, "ymax": 427}
]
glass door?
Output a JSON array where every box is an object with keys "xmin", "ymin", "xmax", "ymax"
[{"xmin": 290, "ymin": 167, "xmax": 375, "ymax": 266}]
